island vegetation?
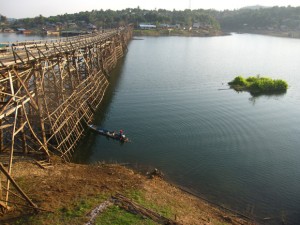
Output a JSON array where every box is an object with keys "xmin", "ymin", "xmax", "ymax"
[{"xmin": 228, "ymin": 75, "xmax": 288, "ymax": 95}]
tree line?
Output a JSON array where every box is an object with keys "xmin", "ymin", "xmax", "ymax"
[
  {"xmin": 214, "ymin": 6, "xmax": 300, "ymax": 32},
  {"xmin": 1, "ymin": 6, "xmax": 300, "ymax": 33},
  {"xmin": 2, "ymin": 8, "xmax": 220, "ymax": 31}
]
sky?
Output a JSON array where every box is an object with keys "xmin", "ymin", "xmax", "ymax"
[{"xmin": 1, "ymin": 0, "xmax": 300, "ymax": 19}]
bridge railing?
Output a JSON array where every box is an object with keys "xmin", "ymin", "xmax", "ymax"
[
  {"xmin": 0, "ymin": 28, "xmax": 118, "ymax": 47},
  {"xmin": 0, "ymin": 28, "xmax": 127, "ymax": 67},
  {"xmin": 0, "ymin": 28, "xmax": 120, "ymax": 58}
]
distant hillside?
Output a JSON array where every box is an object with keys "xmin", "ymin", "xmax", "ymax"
[
  {"xmin": 240, "ymin": 5, "xmax": 270, "ymax": 10},
  {"xmin": 216, "ymin": 6, "xmax": 300, "ymax": 37},
  {"xmin": 8, "ymin": 8, "xmax": 221, "ymax": 33},
  {"xmin": 7, "ymin": 18, "xmax": 17, "ymax": 22}
]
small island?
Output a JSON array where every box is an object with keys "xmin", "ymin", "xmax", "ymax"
[{"xmin": 228, "ymin": 75, "xmax": 288, "ymax": 95}]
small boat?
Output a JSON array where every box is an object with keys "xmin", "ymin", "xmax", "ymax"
[{"xmin": 88, "ymin": 124, "xmax": 129, "ymax": 142}]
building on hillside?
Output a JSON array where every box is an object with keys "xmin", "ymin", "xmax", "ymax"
[
  {"xmin": 16, "ymin": 28, "xmax": 32, "ymax": 34},
  {"xmin": 138, "ymin": 24, "xmax": 156, "ymax": 30},
  {"xmin": 159, "ymin": 24, "xmax": 181, "ymax": 29},
  {"xmin": 68, "ymin": 22, "xmax": 78, "ymax": 29},
  {"xmin": 46, "ymin": 29, "xmax": 60, "ymax": 35},
  {"xmin": 3, "ymin": 28, "xmax": 15, "ymax": 33},
  {"xmin": 87, "ymin": 23, "xmax": 97, "ymax": 32},
  {"xmin": 192, "ymin": 22, "xmax": 212, "ymax": 30}
]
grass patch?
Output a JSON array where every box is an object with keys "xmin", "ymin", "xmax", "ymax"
[
  {"xmin": 95, "ymin": 205, "xmax": 157, "ymax": 225},
  {"xmin": 125, "ymin": 189, "xmax": 173, "ymax": 218},
  {"xmin": 12, "ymin": 190, "xmax": 172, "ymax": 225},
  {"xmin": 228, "ymin": 75, "xmax": 288, "ymax": 96},
  {"xmin": 95, "ymin": 189, "xmax": 173, "ymax": 224},
  {"xmin": 12, "ymin": 194, "xmax": 109, "ymax": 225},
  {"xmin": 133, "ymin": 30, "xmax": 161, "ymax": 36}
]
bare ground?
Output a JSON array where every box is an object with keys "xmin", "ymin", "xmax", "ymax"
[{"xmin": 0, "ymin": 157, "xmax": 256, "ymax": 225}]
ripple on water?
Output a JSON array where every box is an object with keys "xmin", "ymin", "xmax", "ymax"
[{"xmin": 79, "ymin": 35, "xmax": 300, "ymax": 225}]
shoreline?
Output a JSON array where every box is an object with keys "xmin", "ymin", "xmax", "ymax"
[
  {"xmin": 133, "ymin": 28, "xmax": 300, "ymax": 40},
  {"xmin": 225, "ymin": 29, "xmax": 300, "ymax": 39},
  {"xmin": 133, "ymin": 29, "xmax": 227, "ymax": 37},
  {"xmin": 1, "ymin": 156, "xmax": 255, "ymax": 225}
]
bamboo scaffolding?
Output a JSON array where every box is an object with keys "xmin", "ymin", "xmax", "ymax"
[{"xmin": 0, "ymin": 25, "xmax": 133, "ymax": 212}]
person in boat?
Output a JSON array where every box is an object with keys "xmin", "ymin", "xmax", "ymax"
[{"xmin": 119, "ymin": 130, "xmax": 126, "ymax": 141}]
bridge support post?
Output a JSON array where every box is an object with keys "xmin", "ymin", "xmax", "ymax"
[{"xmin": 34, "ymin": 66, "xmax": 49, "ymax": 158}]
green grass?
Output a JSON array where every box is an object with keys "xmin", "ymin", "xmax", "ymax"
[
  {"xmin": 228, "ymin": 75, "xmax": 288, "ymax": 95},
  {"xmin": 125, "ymin": 189, "xmax": 173, "ymax": 218},
  {"xmin": 133, "ymin": 29, "xmax": 161, "ymax": 36},
  {"xmin": 95, "ymin": 205, "xmax": 157, "ymax": 225},
  {"xmin": 12, "ymin": 194, "xmax": 110, "ymax": 225},
  {"xmin": 13, "ymin": 190, "xmax": 173, "ymax": 225},
  {"xmin": 95, "ymin": 189, "xmax": 173, "ymax": 224}
]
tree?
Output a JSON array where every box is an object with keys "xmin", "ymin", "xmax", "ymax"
[
  {"xmin": 33, "ymin": 14, "xmax": 45, "ymax": 27},
  {"xmin": 0, "ymin": 15, "xmax": 7, "ymax": 24}
]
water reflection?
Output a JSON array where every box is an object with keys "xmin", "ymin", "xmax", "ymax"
[
  {"xmin": 75, "ymin": 34, "xmax": 300, "ymax": 224},
  {"xmin": 249, "ymin": 92, "xmax": 287, "ymax": 104}
]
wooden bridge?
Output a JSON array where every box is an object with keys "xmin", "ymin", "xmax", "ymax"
[{"xmin": 0, "ymin": 26, "xmax": 132, "ymax": 212}]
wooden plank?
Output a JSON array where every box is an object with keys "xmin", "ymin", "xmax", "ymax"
[
  {"xmin": 5, "ymin": 106, "xmax": 18, "ymax": 206},
  {"xmin": 0, "ymin": 124, "xmax": 13, "ymax": 129},
  {"xmin": 13, "ymin": 70, "xmax": 39, "ymax": 110},
  {"xmin": 13, "ymin": 121, "xmax": 27, "ymax": 136},
  {"xmin": 34, "ymin": 160, "xmax": 53, "ymax": 169},
  {"xmin": 0, "ymin": 95, "xmax": 33, "ymax": 120},
  {"xmin": 21, "ymin": 101, "xmax": 49, "ymax": 157}
]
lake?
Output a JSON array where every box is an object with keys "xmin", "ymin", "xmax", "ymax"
[
  {"xmin": 76, "ymin": 33, "xmax": 300, "ymax": 224},
  {"xmin": 0, "ymin": 32, "xmax": 53, "ymax": 43},
  {"xmin": 3, "ymin": 32, "xmax": 300, "ymax": 224}
]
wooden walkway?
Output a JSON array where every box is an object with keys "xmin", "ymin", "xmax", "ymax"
[
  {"xmin": 0, "ymin": 26, "xmax": 133, "ymax": 212},
  {"xmin": 0, "ymin": 30, "xmax": 118, "ymax": 67}
]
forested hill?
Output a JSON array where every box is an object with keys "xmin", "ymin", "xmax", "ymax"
[
  {"xmin": 6, "ymin": 8, "xmax": 220, "ymax": 31},
  {"xmin": 215, "ymin": 6, "xmax": 300, "ymax": 34},
  {"xmin": 2, "ymin": 6, "xmax": 300, "ymax": 37}
]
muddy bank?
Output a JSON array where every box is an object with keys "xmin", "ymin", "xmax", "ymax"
[{"xmin": 0, "ymin": 157, "xmax": 255, "ymax": 225}]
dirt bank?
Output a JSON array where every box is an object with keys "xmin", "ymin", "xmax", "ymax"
[{"xmin": 0, "ymin": 157, "xmax": 255, "ymax": 225}]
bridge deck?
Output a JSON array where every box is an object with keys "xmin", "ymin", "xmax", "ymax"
[{"xmin": 0, "ymin": 30, "xmax": 121, "ymax": 68}]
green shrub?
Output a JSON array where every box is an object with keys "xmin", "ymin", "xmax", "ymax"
[
  {"xmin": 229, "ymin": 75, "xmax": 288, "ymax": 95},
  {"xmin": 228, "ymin": 76, "xmax": 248, "ymax": 86},
  {"xmin": 274, "ymin": 79, "xmax": 288, "ymax": 91},
  {"xmin": 246, "ymin": 76, "xmax": 257, "ymax": 82}
]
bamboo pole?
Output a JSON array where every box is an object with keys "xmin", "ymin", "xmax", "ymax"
[
  {"xmin": 33, "ymin": 66, "xmax": 49, "ymax": 157},
  {"xmin": 0, "ymin": 26, "xmax": 132, "ymax": 160},
  {"xmin": 0, "ymin": 119, "xmax": 3, "ymax": 153},
  {"xmin": 0, "ymin": 163, "xmax": 37, "ymax": 209},
  {"xmin": 5, "ymin": 106, "xmax": 18, "ymax": 206}
]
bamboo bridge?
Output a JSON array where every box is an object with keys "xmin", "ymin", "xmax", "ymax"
[{"xmin": 0, "ymin": 26, "xmax": 133, "ymax": 212}]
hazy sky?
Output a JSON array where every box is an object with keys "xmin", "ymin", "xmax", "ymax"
[{"xmin": 1, "ymin": 0, "xmax": 300, "ymax": 19}]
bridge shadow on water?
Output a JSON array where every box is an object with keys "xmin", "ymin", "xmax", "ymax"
[{"xmin": 72, "ymin": 58, "xmax": 126, "ymax": 163}]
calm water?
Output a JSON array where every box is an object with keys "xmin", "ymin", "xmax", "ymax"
[
  {"xmin": 73, "ymin": 34, "xmax": 300, "ymax": 224},
  {"xmin": 0, "ymin": 32, "xmax": 54, "ymax": 43},
  {"xmin": 4, "ymin": 33, "xmax": 299, "ymax": 224}
]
